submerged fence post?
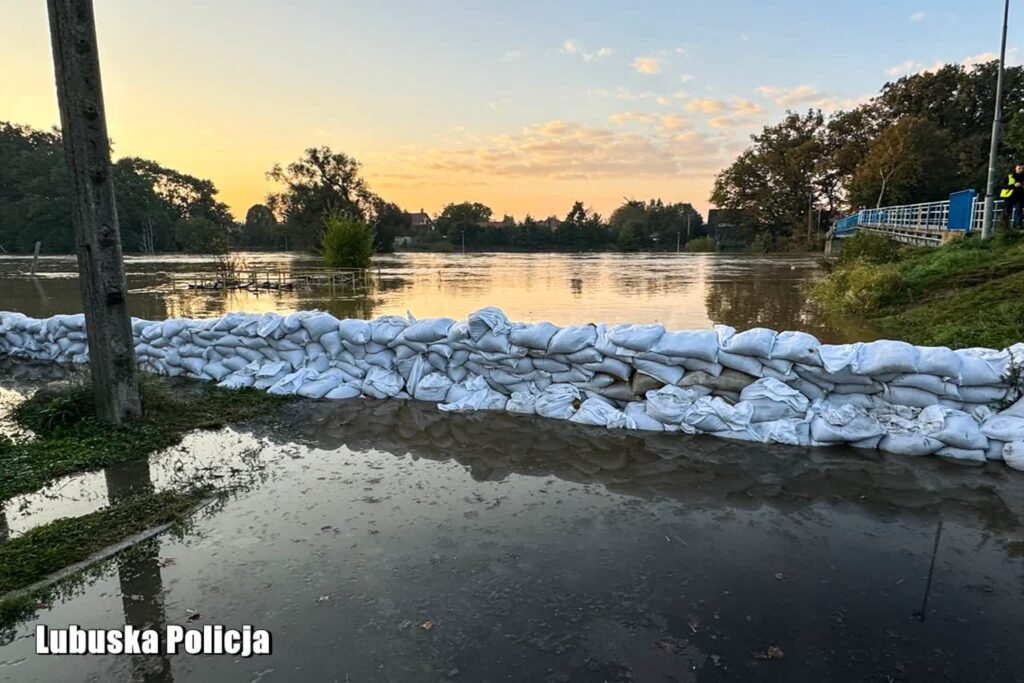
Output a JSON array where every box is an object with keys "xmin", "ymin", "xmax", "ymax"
[{"xmin": 47, "ymin": 0, "xmax": 142, "ymax": 424}]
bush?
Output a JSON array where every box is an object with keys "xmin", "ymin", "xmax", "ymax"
[
  {"xmin": 685, "ymin": 237, "xmax": 717, "ymax": 252},
  {"xmin": 808, "ymin": 261, "xmax": 905, "ymax": 316},
  {"xmin": 321, "ymin": 211, "xmax": 374, "ymax": 269},
  {"xmin": 838, "ymin": 231, "xmax": 900, "ymax": 265}
]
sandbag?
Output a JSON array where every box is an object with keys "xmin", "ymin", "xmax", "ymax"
[
  {"xmin": 325, "ymin": 384, "xmax": 362, "ymax": 400},
  {"xmin": 854, "ymin": 340, "xmax": 919, "ymax": 375},
  {"xmin": 650, "ymin": 330, "xmax": 718, "ymax": 362},
  {"xmin": 956, "ymin": 348, "xmax": 1010, "ymax": 386},
  {"xmin": 569, "ymin": 398, "xmax": 628, "ymax": 428},
  {"xmin": 936, "ymin": 446, "xmax": 986, "ymax": 464},
  {"xmin": 878, "ymin": 433, "xmax": 944, "ymax": 456},
  {"xmin": 548, "ymin": 325, "xmax": 597, "ymax": 354},
  {"xmin": 1004, "ymin": 441, "xmax": 1024, "ymax": 471},
  {"xmin": 981, "ymin": 414, "xmax": 1024, "ymax": 442},
  {"xmin": 607, "ymin": 323, "xmax": 665, "ymax": 351},
  {"xmin": 534, "ymin": 384, "xmax": 582, "ymax": 420},
  {"xmin": 361, "ymin": 366, "xmax": 405, "ymax": 399},
  {"xmin": 771, "ymin": 331, "xmax": 821, "ymax": 366},
  {"xmin": 717, "ymin": 350, "xmax": 764, "ymax": 377},
  {"xmin": 509, "ymin": 322, "xmax": 560, "ymax": 350},
  {"xmin": 809, "ymin": 402, "xmax": 883, "ymax": 443},
  {"xmin": 722, "ymin": 327, "xmax": 776, "ymax": 358},
  {"xmin": 917, "ymin": 346, "xmax": 962, "ymax": 379},
  {"xmin": 623, "ymin": 402, "xmax": 664, "ymax": 431},
  {"xmin": 633, "ymin": 358, "xmax": 685, "ymax": 385},
  {"xmin": 467, "ymin": 307, "xmax": 511, "ymax": 340},
  {"xmin": 506, "ymin": 391, "xmax": 539, "ymax": 414},
  {"xmin": 402, "ymin": 317, "xmax": 456, "ymax": 343}
]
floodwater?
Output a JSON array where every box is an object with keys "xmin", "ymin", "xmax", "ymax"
[
  {"xmin": 3, "ymin": 253, "xmax": 1021, "ymax": 682},
  {"xmin": 1, "ymin": 398, "xmax": 1024, "ymax": 682},
  {"xmin": 0, "ymin": 251, "xmax": 875, "ymax": 342}
]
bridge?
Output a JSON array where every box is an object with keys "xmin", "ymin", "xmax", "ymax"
[{"xmin": 830, "ymin": 189, "xmax": 1004, "ymax": 246}]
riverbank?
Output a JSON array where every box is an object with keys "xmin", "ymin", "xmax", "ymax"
[{"xmin": 810, "ymin": 232, "xmax": 1024, "ymax": 349}]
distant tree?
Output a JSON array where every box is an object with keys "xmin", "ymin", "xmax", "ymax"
[
  {"xmin": 267, "ymin": 147, "xmax": 374, "ymax": 250},
  {"xmin": 322, "ymin": 211, "xmax": 373, "ymax": 269},
  {"xmin": 174, "ymin": 217, "xmax": 227, "ymax": 254},
  {"xmin": 847, "ymin": 117, "xmax": 957, "ymax": 208},
  {"xmin": 242, "ymin": 204, "xmax": 278, "ymax": 248},
  {"xmin": 367, "ymin": 197, "xmax": 408, "ymax": 253},
  {"xmin": 434, "ymin": 202, "xmax": 492, "ymax": 246}
]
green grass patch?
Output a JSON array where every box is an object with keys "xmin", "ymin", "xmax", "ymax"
[
  {"xmin": 0, "ymin": 377, "xmax": 285, "ymax": 501},
  {"xmin": 810, "ymin": 232, "xmax": 1024, "ymax": 347}
]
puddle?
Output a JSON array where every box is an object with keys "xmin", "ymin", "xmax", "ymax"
[{"xmin": 2, "ymin": 396, "xmax": 1024, "ymax": 681}]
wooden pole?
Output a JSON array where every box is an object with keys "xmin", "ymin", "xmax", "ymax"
[
  {"xmin": 30, "ymin": 241, "xmax": 41, "ymax": 276},
  {"xmin": 47, "ymin": 0, "xmax": 141, "ymax": 424}
]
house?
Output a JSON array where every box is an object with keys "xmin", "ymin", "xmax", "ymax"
[{"xmin": 406, "ymin": 209, "xmax": 433, "ymax": 231}]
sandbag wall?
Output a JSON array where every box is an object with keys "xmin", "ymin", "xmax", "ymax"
[{"xmin": 2, "ymin": 308, "xmax": 1024, "ymax": 469}]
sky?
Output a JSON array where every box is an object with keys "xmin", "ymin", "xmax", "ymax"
[{"xmin": 1, "ymin": 0, "xmax": 1018, "ymax": 220}]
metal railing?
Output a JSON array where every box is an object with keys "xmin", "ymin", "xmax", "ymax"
[{"xmin": 832, "ymin": 194, "xmax": 1006, "ymax": 246}]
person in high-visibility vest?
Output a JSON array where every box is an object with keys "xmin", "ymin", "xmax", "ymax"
[{"xmin": 1000, "ymin": 162, "xmax": 1024, "ymax": 230}]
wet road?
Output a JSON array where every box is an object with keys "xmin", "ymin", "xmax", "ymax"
[{"xmin": 2, "ymin": 399, "xmax": 1023, "ymax": 682}]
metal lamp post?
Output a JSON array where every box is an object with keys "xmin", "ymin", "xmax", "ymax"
[{"xmin": 982, "ymin": 0, "xmax": 1012, "ymax": 239}]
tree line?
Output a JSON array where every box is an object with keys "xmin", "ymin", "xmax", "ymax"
[{"xmin": 711, "ymin": 61, "xmax": 1024, "ymax": 248}]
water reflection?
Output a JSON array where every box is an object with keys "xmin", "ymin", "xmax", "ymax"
[{"xmin": 0, "ymin": 252, "xmax": 877, "ymax": 342}]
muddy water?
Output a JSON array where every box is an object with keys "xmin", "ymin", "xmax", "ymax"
[
  {"xmin": 0, "ymin": 251, "xmax": 875, "ymax": 342},
  {"xmin": 2, "ymin": 398, "xmax": 1024, "ymax": 682}
]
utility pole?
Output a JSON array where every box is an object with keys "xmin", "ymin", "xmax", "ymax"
[
  {"xmin": 47, "ymin": 0, "xmax": 141, "ymax": 424},
  {"xmin": 686, "ymin": 212, "xmax": 692, "ymax": 242},
  {"xmin": 982, "ymin": 0, "xmax": 1011, "ymax": 239},
  {"xmin": 676, "ymin": 231, "xmax": 680, "ymax": 253}
]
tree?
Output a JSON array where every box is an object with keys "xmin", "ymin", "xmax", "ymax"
[
  {"xmin": 242, "ymin": 204, "xmax": 278, "ymax": 248},
  {"xmin": 267, "ymin": 147, "xmax": 373, "ymax": 250},
  {"xmin": 322, "ymin": 211, "xmax": 373, "ymax": 269},
  {"xmin": 434, "ymin": 202, "xmax": 492, "ymax": 247},
  {"xmin": 847, "ymin": 117, "xmax": 957, "ymax": 209},
  {"xmin": 367, "ymin": 197, "xmax": 408, "ymax": 253},
  {"xmin": 174, "ymin": 217, "xmax": 227, "ymax": 254}
]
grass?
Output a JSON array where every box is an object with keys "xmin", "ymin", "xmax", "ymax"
[
  {"xmin": 810, "ymin": 231, "xmax": 1024, "ymax": 348},
  {"xmin": 0, "ymin": 489, "xmax": 210, "ymax": 629},
  {"xmin": 0, "ymin": 376, "xmax": 285, "ymax": 502}
]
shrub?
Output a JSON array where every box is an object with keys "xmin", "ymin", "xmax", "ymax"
[
  {"xmin": 838, "ymin": 231, "xmax": 900, "ymax": 265},
  {"xmin": 321, "ymin": 211, "xmax": 374, "ymax": 269},
  {"xmin": 685, "ymin": 237, "xmax": 717, "ymax": 252},
  {"xmin": 808, "ymin": 261, "xmax": 905, "ymax": 316}
]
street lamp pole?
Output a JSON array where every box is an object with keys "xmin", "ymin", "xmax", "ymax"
[{"xmin": 982, "ymin": 0, "xmax": 1011, "ymax": 239}]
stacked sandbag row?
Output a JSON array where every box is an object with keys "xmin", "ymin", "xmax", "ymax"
[{"xmin": 1, "ymin": 307, "xmax": 1023, "ymax": 469}]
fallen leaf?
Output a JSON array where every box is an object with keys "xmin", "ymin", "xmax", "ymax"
[{"xmin": 419, "ymin": 620, "xmax": 434, "ymax": 630}]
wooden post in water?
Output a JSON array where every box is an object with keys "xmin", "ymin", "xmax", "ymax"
[
  {"xmin": 47, "ymin": 0, "xmax": 142, "ymax": 424},
  {"xmin": 30, "ymin": 241, "xmax": 41, "ymax": 276}
]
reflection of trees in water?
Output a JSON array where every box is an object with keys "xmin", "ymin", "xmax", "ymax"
[
  {"xmin": 105, "ymin": 461, "xmax": 173, "ymax": 683},
  {"xmin": 264, "ymin": 399, "xmax": 1022, "ymax": 533},
  {"xmin": 704, "ymin": 275, "xmax": 814, "ymax": 333}
]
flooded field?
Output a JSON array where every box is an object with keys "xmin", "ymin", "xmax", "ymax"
[
  {"xmin": 2, "ymin": 252, "xmax": 1022, "ymax": 682},
  {"xmin": 0, "ymin": 251, "xmax": 875, "ymax": 342},
  {"xmin": 2, "ymin": 397, "xmax": 1024, "ymax": 681}
]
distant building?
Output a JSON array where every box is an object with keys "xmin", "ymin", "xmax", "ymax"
[{"xmin": 406, "ymin": 209, "xmax": 433, "ymax": 231}]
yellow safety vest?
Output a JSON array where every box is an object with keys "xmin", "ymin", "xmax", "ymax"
[{"xmin": 1001, "ymin": 174, "xmax": 1017, "ymax": 198}]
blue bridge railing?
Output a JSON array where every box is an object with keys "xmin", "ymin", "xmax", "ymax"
[{"xmin": 832, "ymin": 189, "xmax": 1004, "ymax": 245}]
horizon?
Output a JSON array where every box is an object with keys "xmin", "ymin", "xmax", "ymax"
[{"xmin": 3, "ymin": 0, "xmax": 1018, "ymax": 221}]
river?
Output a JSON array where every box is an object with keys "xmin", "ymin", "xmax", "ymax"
[{"xmin": 0, "ymin": 251, "xmax": 876, "ymax": 341}]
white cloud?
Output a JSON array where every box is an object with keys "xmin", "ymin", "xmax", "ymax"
[
  {"xmin": 910, "ymin": 11, "xmax": 925, "ymax": 21},
  {"xmin": 561, "ymin": 40, "xmax": 612, "ymax": 62},
  {"xmin": 740, "ymin": 34, "xmax": 750, "ymax": 42},
  {"xmin": 679, "ymin": 74, "xmax": 695, "ymax": 83},
  {"xmin": 886, "ymin": 50, "xmax": 1020, "ymax": 77},
  {"xmin": 656, "ymin": 96, "xmax": 670, "ymax": 106},
  {"xmin": 502, "ymin": 50, "xmax": 522, "ymax": 62},
  {"xmin": 588, "ymin": 86, "xmax": 658, "ymax": 101},
  {"xmin": 632, "ymin": 56, "xmax": 662, "ymax": 74},
  {"xmin": 756, "ymin": 84, "xmax": 824, "ymax": 106},
  {"xmin": 685, "ymin": 97, "xmax": 725, "ymax": 113}
]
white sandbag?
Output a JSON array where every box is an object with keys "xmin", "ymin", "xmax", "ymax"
[
  {"xmin": 761, "ymin": 357, "xmax": 794, "ymax": 376},
  {"xmin": 888, "ymin": 373, "xmax": 956, "ymax": 397},
  {"xmin": 917, "ymin": 346, "xmax": 962, "ymax": 379},
  {"xmin": 852, "ymin": 435, "xmax": 882, "ymax": 449},
  {"xmin": 438, "ymin": 376, "xmax": 507, "ymax": 412},
  {"xmin": 981, "ymin": 414, "xmax": 1024, "ymax": 442},
  {"xmin": 509, "ymin": 322, "xmax": 560, "ymax": 350},
  {"xmin": 402, "ymin": 317, "xmax": 455, "ymax": 343},
  {"xmin": 623, "ymin": 402, "xmax": 664, "ymax": 431},
  {"xmin": 683, "ymin": 396, "xmax": 753, "ymax": 433},
  {"xmin": 722, "ymin": 327, "xmax": 776, "ymax": 358},
  {"xmin": 300, "ymin": 312, "xmax": 338, "ymax": 340},
  {"xmin": 565, "ymin": 347, "xmax": 603, "ymax": 364},
  {"xmin": 607, "ymin": 323, "xmax": 665, "ymax": 351},
  {"xmin": 1004, "ymin": 441, "xmax": 1024, "ymax": 471},
  {"xmin": 788, "ymin": 377, "xmax": 826, "ymax": 402},
  {"xmin": 854, "ymin": 340, "xmax": 919, "ymax": 375},
  {"xmin": 296, "ymin": 377, "xmax": 342, "ymax": 399},
  {"xmin": 771, "ymin": 331, "xmax": 821, "ymax": 366},
  {"xmin": 749, "ymin": 417, "xmax": 810, "ymax": 446},
  {"xmin": 475, "ymin": 331, "xmax": 516, "ymax": 355},
  {"xmin": 362, "ymin": 366, "xmax": 405, "ymax": 399},
  {"xmin": 643, "ymin": 385, "xmax": 699, "ymax": 425},
  {"xmin": 956, "ymin": 348, "xmax": 1010, "ymax": 386},
  {"xmin": 740, "ymin": 378, "xmax": 809, "ymax": 422},
  {"xmin": 534, "ymin": 384, "xmax": 582, "ymax": 420},
  {"xmin": 467, "ymin": 307, "xmax": 511, "ymax": 340},
  {"xmin": 878, "ymin": 433, "xmax": 944, "ymax": 456},
  {"xmin": 407, "ymin": 371, "xmax": 449, "ymax": 402},
  {"xmin": 506, "ymin": 391, "xmax": 539, "ymax": 414},
  {"xmin": 717, "ymin": 350, "xmax": 764, "ymax": 377},
  {"xmin": 809, "ymin": 402, "xmax": 884, "ymax": 443},
  {"xmin": 958, "ymin": 385, "xmax": 1008, "ymax": 404},
  {"xmin": 678, "ymin": 358, "xmax": 723, "ymax": 377},
  {"xmin": 547, "ymin": 325, "xmax": 597, "ymax": 354},
  {"xmin": 181, "ymin": 357, "xmax": 206, "ymax": 376},
  {"xmin": 200, "ymin": 361, "xmax": 231, "ymax": 381},
  {"xmin": 324, "ymin": 384, "xmax": 362, "ymax": 400},
  {"xmin": 917, "ymin": 406, "xmax": 988, "ymax": 450},
  {"xmin": 935, "ymin": 446, "xmax": 986, "ymax": 463},
  {"xmin": 337, "ymin": 319, "xmax": 371, "ymax": 345},
  {"xmin": 581, "ymin": 356, "xmax": 632, "ymax": 381},
  {"xmin": 256, "ymin": 313, "xmax": 283, "ymax": 338},
  {"xmin": 881, "ymin": 385, "xmax": 939, "ymax": 408},
  {"xmin": 817, "ymin": 343, "xmax": 859, "ymax": 373},
  {"xmin": 569, "ymin": 398, "xmax": 628, "ymax": 428},
  {"xmin": 831, "ymin": 381, "xmax": 883, "ymax": 395},
  {"xmin": 650, "ymin": 330, "xmax": 718, "ymax": 362},
  {"xmin": 633, "ymin": 358, "xmax": 685, "ymax": 386},
  {"xmin": 986, "ymin": 440, "xmax": 1005, "ymax": 461},
  {"xmin": 369, "ymin": 316, "xmax": 409, "ymax": 345}
]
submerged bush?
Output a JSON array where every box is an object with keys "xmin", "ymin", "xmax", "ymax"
[
  {"xmin": 809, "ymin": 261, "xmax": 904, "ymax": 316},
  {"xmin": 838, "ymin": 231, "xmax": 901, "ymax": 265},
  {"xmin": 322, "ymin": 211, "xmax": 374, "ymax": 269},
  {"xmin": 685, "ymin": 237, "xmax": 717, "ymax": 252}
]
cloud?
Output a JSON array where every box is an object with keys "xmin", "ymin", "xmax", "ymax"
[
  {"xmin": 910, "ymin": 11, "xmax": 925, "ymax": 21},
  {"xmin": 632, "ymin": 56, "xmax": 662, "ymax": 74},
  {"xmin": 731, "ymin": 98, "xmax": 763, "ymax": 113},
  {"xmin": 502, "ymin": 50, "xmax": 522, "ymax": 62},
  {"xmin": 609, "ymin": 112, "xmax": 690, "ymax": 132},
  {"xmin": 685, "ymin": 97, "xmax": 725, "ymax": 113},
  {"xmin": 561, "ymin": 40, "xmax": 612, "ymax": 62},
  {"xmin": 740, "ymin": 34, "xmax": 750, "ymax": 42},
  {"xmin": 656, "ymin": 96, "xmax": 670, "ymax": 106},
  {"xmin": 587, "ymin": 87, "xmax": 658, "ymax": 101},
  {"xmin": 886, "ymin": 50, "xmax": 1020, "ymax": 77},
  {"xmin": 756, "ymin": 84, "xmax": 823, "ymax": 106},
  {"xmin": 679, "ymin": 74, "xmax": 695, "ymax": 83},
  {"xmin": 386, "ymin": 119, "xmax": 727, "ymax": 182}
]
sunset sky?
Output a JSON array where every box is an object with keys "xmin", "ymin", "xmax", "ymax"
[{"xmin": 2, "ymin": 0, "xmax": 1017, "ymax": 220}]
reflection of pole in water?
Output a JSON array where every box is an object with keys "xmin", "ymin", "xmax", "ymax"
[
  {"xmin": 914, "ymin": 519, "xmax": 943, "ymax": 623},
  {"xmin": 105, "ymin": 461, "xmax": 173, "ymax": 682}
]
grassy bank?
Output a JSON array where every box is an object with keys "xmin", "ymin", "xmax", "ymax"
[
  {"xmin": 0, "ymin": 376, "xmax": 284, "ymax": 501},
  {"xmin": 810, "ymin": 231, "xmax": 1024, "ymax": 348}
]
